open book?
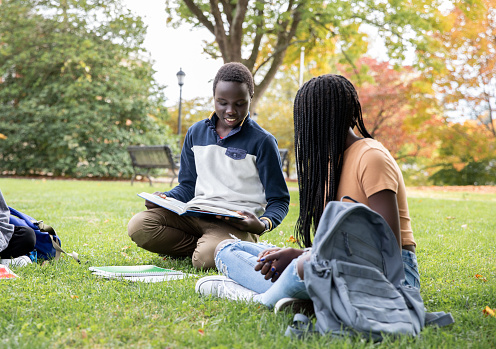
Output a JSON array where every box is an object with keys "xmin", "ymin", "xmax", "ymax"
[
  {"xmin": 89, "ymin": 265, "xmax": 196, "ymax": 282},
  {"xmin": 138, "ymin": 192, "xmax": 244, "ymax": 219}
]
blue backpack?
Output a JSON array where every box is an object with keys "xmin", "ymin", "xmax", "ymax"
[{"xmin": 8, "ymin": 207, "xmax": 79, "ymax": 262}]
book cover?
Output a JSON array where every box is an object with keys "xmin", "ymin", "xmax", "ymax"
[
  {"xmin": 0, "ymin": 265, "xmax": 18, "ymax": 279},
  {"xmin": 89, "ymin": 265, "xmax": 197, "ymax": 282},
  {"xmin": 137, "ymin": 192, "xmax": 244, "ymax": 219},
  {"xmin": 89, "ymin": 265, "xmax": 182, "ymax": 277}
]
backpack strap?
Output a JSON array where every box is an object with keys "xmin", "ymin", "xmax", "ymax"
[
  {"xmin": 425, "ymin": 311, "xmax": 455, "ymax": 328},
  {"xmin": 340, "ymin": 196, "xmax": 359, "ymax": 203},
  {"xmin": 284, "ymin": 313, "xmax": 317, "ymax": 338},
  {"xmin": 37, "ymin": 221, "xmax": 80, "ymax": 263}
]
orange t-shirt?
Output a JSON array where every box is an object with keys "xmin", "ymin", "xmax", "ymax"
[{"xmin": 336, "ymin": 138, "xmax": 416, "ymax": 247}]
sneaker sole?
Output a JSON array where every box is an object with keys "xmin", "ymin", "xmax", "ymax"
[{"xmin": 274, "ymin": 297, "xmax": 314, "ymax": 315}]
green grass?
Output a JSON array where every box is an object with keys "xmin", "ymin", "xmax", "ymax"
[{"xmin": 1, "ymin": 178, "xmax": 495, "ymax": 348}]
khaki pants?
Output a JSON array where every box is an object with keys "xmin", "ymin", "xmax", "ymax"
[{"xmin": 127, "ymin": 208, "xmax": 258, "ymax": 269}]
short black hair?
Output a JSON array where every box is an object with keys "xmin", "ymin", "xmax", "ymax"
[{"xmin": 213, "ymin": 62, "xmax": 254, "ymax": 98}]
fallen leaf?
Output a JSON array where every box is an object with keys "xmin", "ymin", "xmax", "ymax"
[
  {"xmin": 198, "ymin": 329, "xmax": 205, "ymax": 336},
  {"xmin": 475, "ymin": 274, "xmax": 487, "ymax": 282},
  {"xmin": 121, "ymin": 246, "xmax": 130, "ymax": 250},
  {"xmin": 483, "ymin": 306, "xmax": 496, "ymax": 317},
  {"xmin": 461, "ymin": 224, "xmax": 468, "ymax": 229},
  {"xmin": 71, "ymin": 295, "xmax": 79, "ymax": 299},
  {"xmin": 286, "ymin": 235, "xmax": 298, "ymax": 244},
  {"xmin": 446, "ymin": 216, "xmax": 456, "ymax": 220}
]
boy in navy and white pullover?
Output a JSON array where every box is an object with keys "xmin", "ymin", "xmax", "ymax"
[{"xmin": 128, "ymin": 63, "xmax": 289, "ymax": 269}]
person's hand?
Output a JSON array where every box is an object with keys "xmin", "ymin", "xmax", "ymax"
[
  {"xmin": 145, "ymin": 191, "xmax": 166, "ymax": 210},
  {"xmin": 216, "ymin": 211, "xmax": 266, "ymax": 235},
  {"xmin": 254, "ymin": 248, "xmax": 304, "ymax": 282}
]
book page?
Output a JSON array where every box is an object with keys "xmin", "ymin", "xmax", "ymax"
[
  {"xmin": 137, "ymin": 192, "xmax": 188, "ymax": 214},
  {"xmin": 185, "ymin": 204, "xmax": 244, "ymax": 219},
  {"xmin": 138, "ymin": 192, "xmax": 244, "ymax": 219}
]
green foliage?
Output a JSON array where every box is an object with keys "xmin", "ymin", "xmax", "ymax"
[
  {"xmin": 164, "ymin": 0, "xmax": 446, "ymax": 112},
  {"xmin": 423, "ymin": 119, "xmax": 496, "ymax": 185},
  {"xmin": 430, "ymin": 160, "xmax": 496, "ymax": 186},
  {"xmin": 1, "ymin": 179, "xmax": 496, "ymax": 347},
  {"xmin": 0, "ymin": 0, "xmax": 175, "ymax": 178}
]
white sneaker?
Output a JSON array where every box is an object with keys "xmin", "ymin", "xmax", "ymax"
[
  {"xmin": 0, "ymin": 255, "xmax": 32, "ymax": 267},
  {"xmin": 195, "ymin": 275, "xmax": 257, "ymax": 301}
]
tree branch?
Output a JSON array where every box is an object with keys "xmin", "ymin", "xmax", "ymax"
[
  {"xmin": 219, "ymin": 0, "xmax": 233, "ymax": 24},
  {"xmin": 254, "ymin": 1, "xmax": 304, "ymax": 98},
  {"xmin": 182, "ymin": 0, "xmax": 215, "ymax": 34},
  {"xmin": 209, "ymin": 0, "xmax": 230, "ymax": 61},
  {"xmin": 230, "ymin": 0, "xmax": 249, "ymax": 62},
  {"xmin": 244, "ymin": 0, "xmax": 266, "ymax": 70}
]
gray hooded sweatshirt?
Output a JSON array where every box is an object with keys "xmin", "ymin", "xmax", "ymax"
[{"xmin": 0, "ymin": 189, "xmax": 14, "ymax": 252}]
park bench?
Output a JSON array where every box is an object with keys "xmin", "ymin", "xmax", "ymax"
[
  {"xmin": 127, "ymin": 145, "xmax": 179, "ymax": 186},
  {"xmin": 279, "ymin": 148, "xmax": 290, "ymax": 178}
]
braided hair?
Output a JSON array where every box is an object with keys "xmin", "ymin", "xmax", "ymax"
[
  {"xmin": 213, "ymin": 62, "xmax": 254, "ymax": 98},
  {"xmin": 293, "ymin": 74, "xmax": 372, "ymax": 247}
]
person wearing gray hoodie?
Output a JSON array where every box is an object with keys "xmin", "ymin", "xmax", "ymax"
[{"xmin": 0, "ymin": 189, "xmax": 35, "ymax": 262}]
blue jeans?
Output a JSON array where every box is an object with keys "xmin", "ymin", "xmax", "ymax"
[
  {"xmin": 215, "ymin": 241, "xmax": 421, "ymax": 308},
  {"xmin": 402, "ymin": 249, "xmax": 421, "ymax": 288},
  {"xmin": 215, "ymin": 241, "xmax": 309, "ymax": 307}
]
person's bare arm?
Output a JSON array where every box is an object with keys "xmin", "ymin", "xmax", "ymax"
[{"xmin": 368, "ymin": 189, "xmax": 402, "ymax": 249}]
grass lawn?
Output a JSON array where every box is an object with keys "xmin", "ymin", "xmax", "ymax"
[{"xmin": 1, "ymin": 178, "xmax": 495, "ymax": 348}]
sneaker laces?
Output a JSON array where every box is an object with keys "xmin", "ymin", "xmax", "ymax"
[{"xmin": 217, "ymin": 279, "xmax": 257, "ymax": 301}]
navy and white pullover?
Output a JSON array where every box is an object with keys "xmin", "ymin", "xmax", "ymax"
[{"xmin": 164, "ymin": 112, "xmax": 290, "ymax": 231}]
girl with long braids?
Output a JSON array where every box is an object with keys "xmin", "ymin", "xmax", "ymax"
[{"xmin": 196, "ymin": 74, "xmax": 419, "ymax": 309}]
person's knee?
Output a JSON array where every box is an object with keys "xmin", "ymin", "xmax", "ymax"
[
  {"xmin": 17, "ymin": 226, "xmax": 36, "ymax": 251},
  {"xmin": 214, "ymin": 238, "xmax": 236, "ymax": 256},
  {"xmin": 192, "ymin": 243, "xmax": 217, "ymax": 270},
  {"xmin": 192, "ymin": 252, "xmax": 215, "ymax": 270},
  {"xmin": 127, "ymin": 211, "xmax": 159, "ymax": 248},
  {"xmin": 127, "ymin": 211, "xmax": 147, "ymax": 238}
]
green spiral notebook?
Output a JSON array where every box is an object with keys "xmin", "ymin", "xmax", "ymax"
[
  {"xmin": 89, "ymin": 265, "xmax": 181, "ymax": 277},
  {"xmin": 89, "ymin": 265, "xmax": 196, "ymax": 282}
]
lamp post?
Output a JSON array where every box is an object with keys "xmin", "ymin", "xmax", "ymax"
[{"xmin": 176, "ymin": 68, "xmax": 186, "ymax": 138}]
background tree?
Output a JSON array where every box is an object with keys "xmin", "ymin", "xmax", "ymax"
[
  {"xmin": 436, "ymin": 0, "xmax": 496, "ymax": 136},
  {"xmin": 428, "ymin": 119, "xmax": 496, "ymax": 185},
  {"xmin": 424, "ymin": 0, "xmax": 496, "ymax": 184},
  {"xmin": 338, "ymin": 57, "xmax": 441, "ymax": 160},
  {"xmin": 165, "ymin": 0, "xmax": 445, "ymax": 112},
  {"xmin": 168, "ymin": 96, "xmax": 213, "ymax": 142},
  {"xmin": 0, "ymin": 0, "xmax": 174, "ymax": 178},
  {"xmin": 253, "ymin": 55, "xmax": 443, "ymax": 178}
]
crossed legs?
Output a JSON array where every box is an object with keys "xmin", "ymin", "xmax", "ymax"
[{"xmin": 127, "ymin": 208, "xmax": 257, "ymax": 269}]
